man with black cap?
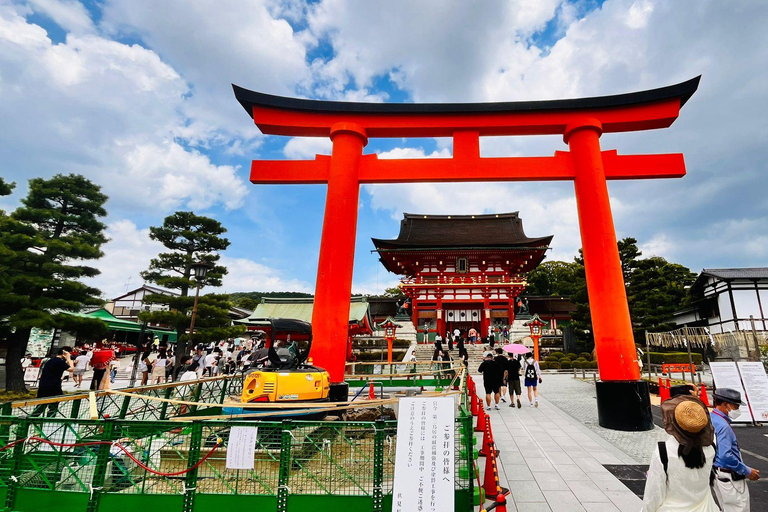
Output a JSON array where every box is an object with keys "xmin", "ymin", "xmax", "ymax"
[{"xmin": 710, "ymin": 388, "xmax": 759, "ymax": 511}]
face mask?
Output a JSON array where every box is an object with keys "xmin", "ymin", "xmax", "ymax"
[{"xmin": 728, "ymin": 408, "xmax": 742, "ymax": 420}]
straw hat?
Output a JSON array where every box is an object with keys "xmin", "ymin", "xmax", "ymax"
[{"xmin": 661, "ymin": 395, "xmax": 714, "ymax": 454}]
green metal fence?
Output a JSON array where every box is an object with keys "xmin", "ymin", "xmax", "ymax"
[{"xmin": 0, "ymin": 373, "xmax": 474, "ymax": 512}]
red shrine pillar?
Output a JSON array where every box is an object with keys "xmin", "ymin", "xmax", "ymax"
[
  {"xmin": 309, "ymin": 123, "xmax": 367, "ymax": 397},
  {"xmin": 566, "ymin": 119, "xmax": 651, "ymax": 431}
]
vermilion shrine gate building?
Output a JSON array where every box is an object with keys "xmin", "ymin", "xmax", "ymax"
[{"xmin": 372, "ymin": 213, "xmax": 551, "ymax": 339}]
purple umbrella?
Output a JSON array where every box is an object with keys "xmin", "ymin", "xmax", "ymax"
[{"xmin": 502, "ymin": 343, "xmax": 530, "ymax": 355}]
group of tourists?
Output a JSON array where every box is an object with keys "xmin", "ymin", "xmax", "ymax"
[
  {"xmin": 642, "ymin": 386, "xmax": 759, "ymax": 512},
  {"xmin": 477, "ymin": 348, "xmax": 541, "ymax": 409}
]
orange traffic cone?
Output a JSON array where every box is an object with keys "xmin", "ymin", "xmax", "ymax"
[
  {"xmin": 658, "ymin": 378, "xmax": 669, "ymax": 402},
  {"xmin": 368, "ymin": 380, "xmax": 376, "ymax": 400},
  {"xmin": 699, "ymin": 384, "xmax": 710, "ymax": 407},
  {"xmin": 483, "ymin": 442, "xmax": 498, "ymax": 499},
  {"xmin": 475, "ymin": 410, "xmax": 487, "ymax": 432},
  {"xmin": 470, "ymin": 390, "xmax": 479, "ymax": 416},
  {"xmin": 478, "ymin": 419, "xmax": 499, "ymax": 458}
]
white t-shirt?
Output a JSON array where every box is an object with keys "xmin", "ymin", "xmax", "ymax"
[
  {"xmin": 153, "ymin": 358, "xmax": 168, "ymax": 369},
  {"xmin": 453, "ymin": 329, "xmax": 460, "ymax": 337},
  {"xmin": 75, "ymin": 355, "xmax": 90, "ymax": 370},
  {"xmin": 204, "ymin": 353, "xmax": 217, "ymax": 368}
]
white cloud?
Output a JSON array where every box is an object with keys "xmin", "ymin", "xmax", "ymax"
[
  {"xmin": 27, "ymin": 0, "xmax": 95, "ymax": 34},
  {"xmin": 0, "ymin": 7, "xmax": 249, "ymax": 214},
  {"xmin": 283, "ymin": 137, "xmax": 333, "ymax": 159},
  {"xmin": 85, "ymin": 220, "xmax": 313, "ymax": 299}
]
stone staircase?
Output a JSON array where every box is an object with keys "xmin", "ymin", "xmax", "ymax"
[{"xmin": 412, "ymin": 342, "xmax": 495, "ymax": 370}]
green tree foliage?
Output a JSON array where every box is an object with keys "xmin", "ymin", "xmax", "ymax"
[
  {"xmin": 233, "ymin": 297, "xmax": 257, "ymax": 310},
  {"xmin": 140, "ymin": 212, "xmax": 230, "ymax": 297},
  {"xmin": 139, "ymin": 293, "xmax": 245, "ymax": 347},
  {"xmin": 0, "ymin": 174, "xmax": 109, "ymax": 392},
  {"xmin": 525, "ymin": 261, "xmax": 583, "ymax": 296},
  {"xmin": 627, "ymin": 257, "xmax": 697, "ymax": 339},
  {"xmin": 0, "ymin": 176, "xmax": 14, "ymax": 198},
  {"xmin": 229, "ymin": 291, "xmax": 313, "ymax": 303}
]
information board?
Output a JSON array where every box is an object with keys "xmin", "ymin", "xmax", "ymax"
[
  {"xmin": 710, "ymin": 362, "xmax": 753, "ymax": 422},
  {"xmin": 226, "ymin": 426, "xmax": 258, "ymax": 470},
  {"xmin": 737, "ymin": 362, "xmax": 768, "ymax": 422},
  {"xmin": 392, "ymin": 397, "xmax": 455, "ymax": 512}
]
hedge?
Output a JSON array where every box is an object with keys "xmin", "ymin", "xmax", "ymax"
[
  {"xmin": 544, "ymin": 356, "xmax": 560, "ymax": 363},
  {"xmin": 538, "ymin": 362, "xmax": 548, "ymax": 370},
  {"xmin": 566, "ymin": 353, "xmax": 579, "ymax": 360},
  {"xmin": 579, "ymin": 352, "xmax": 593, "ymax": 361},
  {"xmin": 550, "ymin": 351, "xmax": 566, "ymax": 359},
  {"xmin": 648, "ymin": 352, "xmax": 703, "ymax": 365},
  {"xmin": 560, "ymin": 361, "xmax": 572, "ymax": 369}
]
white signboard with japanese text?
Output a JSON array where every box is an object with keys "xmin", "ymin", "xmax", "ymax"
[
  {"xmin": 226, "ymin": 426, "xmax": 258, "ymax": 470},
  {"xmin": 710, "ymin": 362, "xmax": 753, "ymax": 422},
  {"xmin": 392, "ymin": 397, "xmax": 455, "ymax": 512},
  {"xmin": 737, "ymin": 362, "xmax": 768, "ymax": 422}
]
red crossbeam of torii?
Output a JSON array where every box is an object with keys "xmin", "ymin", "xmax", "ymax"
[{"xmin": 234, "ymin": 77, "xmax": 699, "ymax": 426}]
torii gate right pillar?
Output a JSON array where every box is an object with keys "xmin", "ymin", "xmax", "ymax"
[{"xmin": 566, "ymin": 119, "xmax": 652, "ymax": 431}]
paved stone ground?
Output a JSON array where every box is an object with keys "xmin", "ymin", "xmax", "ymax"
[
  {"xmin": 476, "ymin": 389, "xmax": 644, "ymax": 512},
  {"xmin": 537, "ymin": 374, "xmax": 665, "ymax": 464}
]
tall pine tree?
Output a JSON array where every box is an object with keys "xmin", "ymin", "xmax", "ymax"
[
  {"xmin": 0, "ymin": 174, "xmax": 109, "ymax": 392},
  {"xmin": 140, "ymin": 211, "xmax": 230, "ymax": 357}
]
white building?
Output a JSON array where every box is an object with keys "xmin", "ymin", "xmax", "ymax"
[
  {"xmin": 670, "ymin": 268, "xmax": 768, "ymax": 333},
  {"xmin": 105, "ymin": 285, "xmax": 177, "ymax": 322}
]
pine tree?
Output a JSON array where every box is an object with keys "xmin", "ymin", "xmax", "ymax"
[
  {"xmin": 140, "ymin": 211, "xmax": 230, "ymax": 296},
  {"xmin": 0, "ymin": 174, "xmax": 109, "ymax": 392},
  {"xmin": 140, "ymin": 212, "xmax": 231, "ymax": 357}
]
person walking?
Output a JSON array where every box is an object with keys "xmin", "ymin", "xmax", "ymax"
[
  {"xmin": 468, "ymin": 327, "xmax": 478, "ymax": 344},
  {"xmin": 478, "ymin": 352, "xmax": 501, "ymax": 410},
  {"xmin": 507, "ymin": 353, "xmax": 522, "ymax": 409},
  {"xmin": 523, "ymin": 352, "xmax": 542, "ymax": 407},
  {"xmin": 456, "ymin": 333, "xmax": 468, "ymax": 365},
  {"xmin": 710, "ymin": 388, "xmax": 759, "ymax": 511},
  {"xmin": 32, "ymin": 347, "xmax": 74, "ymax": 417},
  {"xmin": 446, "ymin": 330, "xmax": 453, "ymax": 351},
  {"xmin": 494, "ymin": 348, "xmax": 508, "ymax": 403},
  {"xmin": 488, "ymin": 325, "xmax": 495, "ymax": 348},
  {"xmin": 139, "ymin": 345, "xmax": 152, "ymax": 386},
  {"xmin": 73, "ymin": 349, "xmax": 90, "ymax": 388},
  {"xmin": 432, "ymin": 333, "xmax": 443, "ymax": 361},
  {"xmin": 151, "ymin": 348, "xmax": 168, "ymax": 384},
  {"xmin": 641, "ymin": 395, "xmax": 718, "ymax": 512}
]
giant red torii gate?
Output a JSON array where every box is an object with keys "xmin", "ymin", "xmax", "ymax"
[{"xmin": 234, "ymin": 77, "xmax": 700, "ymax": 431}]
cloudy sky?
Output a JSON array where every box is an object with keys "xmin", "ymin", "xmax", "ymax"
[{"xmin": 1, "ymin": 0, "xmax": 766, "ymax": 299}]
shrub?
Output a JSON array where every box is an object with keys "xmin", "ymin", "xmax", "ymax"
[
  {"xmin": 566, "ymin": 353, "xmax": 579, "ymax": 360},
  {"xmin": 547, "ymin": 362, "xmax": 560, "ymax": 370},
  {"xmin": 648, "ymin": 352, "xmax": 703, "ymax": 365},
  {"xmin": 538, "ymin": 362, "xmax": 549, "ymax": 370},
  {"xmin": 588, "ymin": 361, "xmax": 598, "ymax": 369},
  {"xmin": 579, "ymin": 352, "xmax": 593, "ymax": 361},
  {"xmin": 572, "ymin": 361, "xmax": 585, "ymax": 369},
  {"xmin": 544, "ymin": 356, "xmax": 559, "ymax": 363},
  {"xmin": 550, "ymin": 351, "xmax": 566, "ymax": 359},
  {"xmin": 559, "ymin": 357, "xmax": 572, "ymax": 364},
  {"xmin": 560, "ymin": 361, "xmax": 572, "ymax": 370}
]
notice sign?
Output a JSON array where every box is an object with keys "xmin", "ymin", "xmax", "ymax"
[
  {"xmin": 710, "ymin": 362, "xmax": 753, "ymax": 423},
  {"xmin": 737, "ymin": 362, "xmax": 768, "ymax": 422},
  {"xmin": 392, "ymin": 397, "xmax": 455, "ymax": 512},
  {"xmin": 226, "ymin": 426, "xmax": 258, "ymax": 470}
]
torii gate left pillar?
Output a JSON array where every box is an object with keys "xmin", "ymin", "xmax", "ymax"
[{"xmin": 234, "ymin": 77, "xmax": 700, "ymax": 430}]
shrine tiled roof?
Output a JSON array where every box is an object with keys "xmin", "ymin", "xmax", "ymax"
[{"xmin": 371, "ymin": 212, "xmax": 552, "ymax": 251}]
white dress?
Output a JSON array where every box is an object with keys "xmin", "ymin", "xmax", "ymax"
[{"xmin": 641, "ymin": 437, "xmax": 719, "ymax": 512}]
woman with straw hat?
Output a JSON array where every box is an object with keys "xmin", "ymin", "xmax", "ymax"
[{"xmin": 642, "ymin": 395, "xmax": 718, "ymax": 512}]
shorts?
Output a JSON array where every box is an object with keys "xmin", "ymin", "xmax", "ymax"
[
  {"xmin": 483, "ymin": 381, "xmax": 501, "ymax": 395},
  {"xmin": 74, "ymin": 368, "xmax": 86, "ymax": 376},
  {"xmin": 509, "ymin": 379, "xmax": 521, "ymax": 395},
  {"xmin": 524, "ymin": 377, "xmax": 538, "ymax": 388}
]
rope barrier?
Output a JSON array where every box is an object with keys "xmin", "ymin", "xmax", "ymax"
[{"xmin": 0, "ymin": 436, "xmax": 221, "ymax": 477}]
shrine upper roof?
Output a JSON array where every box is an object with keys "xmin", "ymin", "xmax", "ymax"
[{"xmin": 372, "ymin": 212, "xmax": 552, "ymax": 251}]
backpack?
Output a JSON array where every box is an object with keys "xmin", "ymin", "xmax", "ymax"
[
  {"xmin": 525, "ymin": 363, "xmax": 536, "ymax": 380},
  {"xmin": 658, "ymin": 442, "xmax": 669, "ymax": 480}
]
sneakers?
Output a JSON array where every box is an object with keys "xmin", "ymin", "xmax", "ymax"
[
  {"xmin": 486, "ymin": 406, "xmax": 493, "ymax": 411},
  {"xmin": 529, "ymin": 403, "xmax": 534, "ymax": 407},
  {"xmin": 500, "ymin": 397, "xmax": 507, "ymax": 403},
  {"xmin": 535, "ymin": 401, "xmax": 539, "ymax": 408},
  {"xmin": 509, "ymin": 402, "xmax": 515, "ymax": 408},
  {"xmin": 517, "ymin": 399, "xmax": 522, "ymax": 409},
  {"xmin": 494, "ymin": 404, "xmax": 500, "ymax": 410}
]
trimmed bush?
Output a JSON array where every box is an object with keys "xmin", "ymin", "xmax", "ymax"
[
  {"xmin": 550, "ymin": 351, "xmax": 566, "ymax": 359},
  {"xmin": 588, "ymin": 361, "xmax": 598, "ymax": 369},
  {"xmin": 579, "ymin": 352, "xmax": 593, "ymax": 361},
  {"xmin": 566, "ymin": 353, "xmax": 579, "ymax": 360},
  {"xmin": 559, "ymin": 357, "xmax": 572, "ymax": 364},
  {"xmin": 560, "ymin": 361, "xmax": 572, "ymax": 369},
  {"xmin": 572, "ymin": 360, "xmax": 585, "ymax": 369},
  {"xmin": 648, "ymin": 352, "xmax": 703, "ymax": 365},
  {"xmin": 544, "ymin": 356, "xmax": 559, "ymax": 363},
  {"xmin": 538, "ymin": 362, "xmax": 549, "ymax": 370},
  {"xmin": 547, "ymin": 362, "xmax": 561, "ymax": 370}
]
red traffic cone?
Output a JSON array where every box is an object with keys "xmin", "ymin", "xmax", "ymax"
[
  {"xmin": 658, "ymin": 377, "xmax": 669, "ymax": 402},
  {"xmin": 699, "ymin": 384, "xmax": 710, "ymax": 407},
  {"xmin": 475, "ymin": 410, "xmax": 487, "ymax": 432},
  {"xmin": 493, "ymin": 492, "xmax": 509, "ymax": 512},
  {"xmin": 470, "ymin": 390, "xmax": 479, "ymax": 417},
  {"xmin": 368, "ymin": 380, "xmax": 376, "ymax": 400},
  {"xmin": 478, "ymin": 419, "xmax": 500, "ymax": 458},
  {"xmin": 483, "ymin": 443, "xmax": 499, "ymax": 499}
]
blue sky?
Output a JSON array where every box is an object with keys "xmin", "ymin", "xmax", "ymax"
[{"xmin": 1, "ymin": 0, "xmax": 766, "ymax": 300}]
